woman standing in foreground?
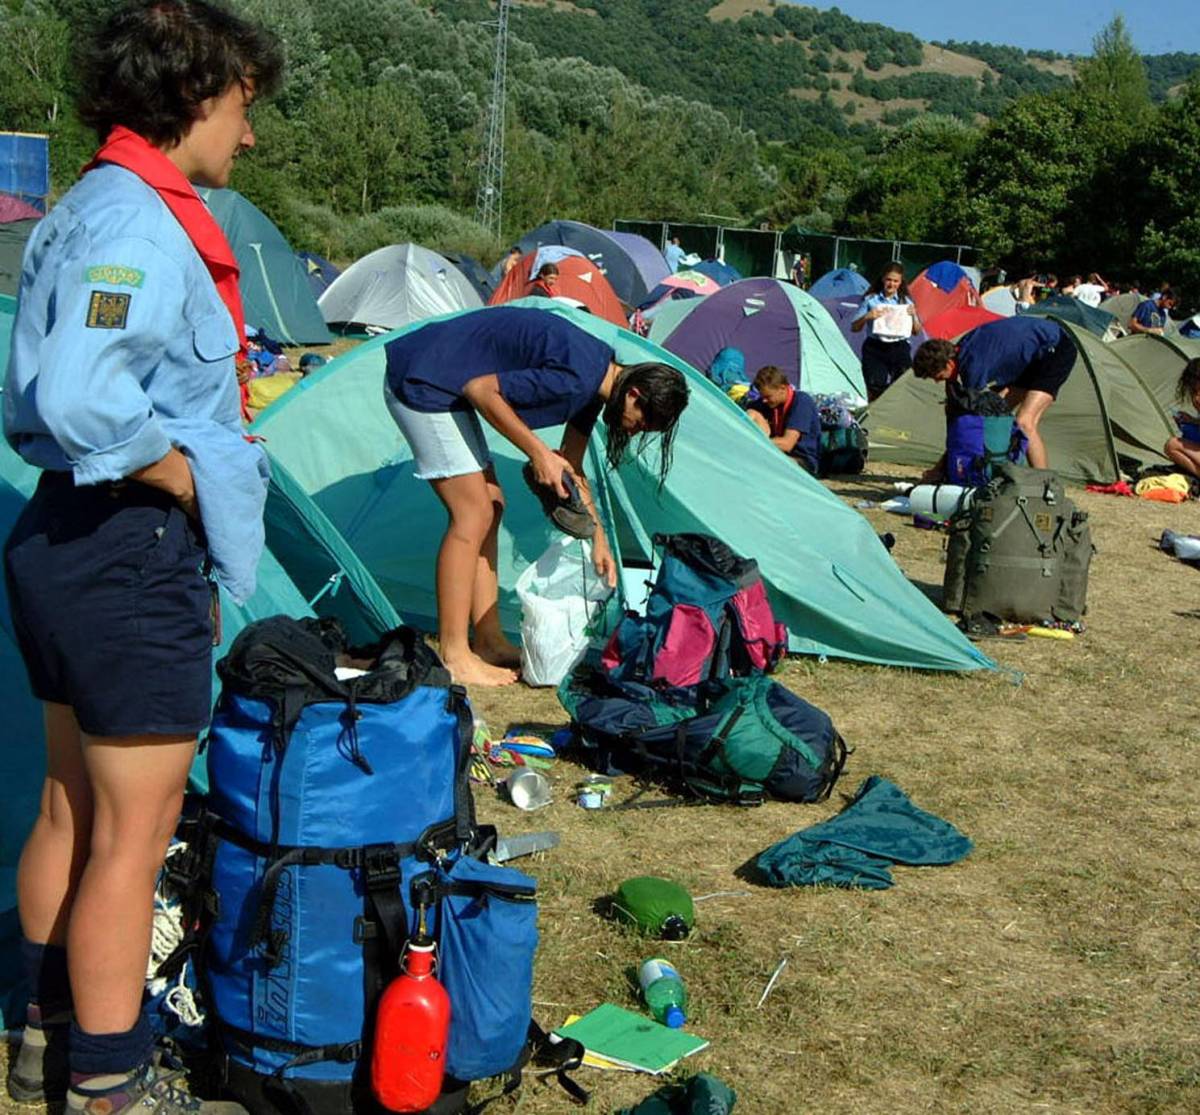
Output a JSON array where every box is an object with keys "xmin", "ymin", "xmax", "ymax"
[
  {"xmin": 384, "ymin": 306, "xmax": 689, "ymax": 686},
  {"xmin": 3, "ymin": 2, "xmax": 280, "ymax": 1111}
]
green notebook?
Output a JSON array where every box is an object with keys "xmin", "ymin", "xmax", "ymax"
[{"xmin": 554, "ymin": 1004, "xmax": 709, "ymax": 1074}]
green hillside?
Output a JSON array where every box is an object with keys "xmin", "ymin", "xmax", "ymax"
[
  {"xmin": 1, "ymin": 0, "xmax": 1198, "ymax": 301},
  {"xmin": 434, "ymin": 0, "xmax": 1198, "ymax": 141}
]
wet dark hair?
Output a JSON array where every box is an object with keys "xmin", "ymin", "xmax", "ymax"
[
  {"xmin": 912, "ymin": 338, "xmax": 958, "ymax": 378},
  {"xmin": 754, "ymin": 365, "xmax": 788, "ymax": 390},
  {"xmin": 536, "ymin": 262, "xmax": 559, "ymax": 280},
  {"xmin": 1179, "ymin": 358, "xmax": 1200, "ymax": 404},
  {"xmin": 1161, "ymin": 287, "xmax": 1178, "ymax": 303},
  {"xmin": 602, "ymin": 362, "xmax": 689, "ymax": 484},
  {"xmin": 77, "ymin": 0, "xmax": 283, "ymax": 146},
  {"xmin": 866, "ymin": 261, "xmax": 911, "ymax": 303}
]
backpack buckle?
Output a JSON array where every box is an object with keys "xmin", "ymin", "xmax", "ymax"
[{"xmin": 362, "ymin": 844, "xmax": 401, "ymax": 887}]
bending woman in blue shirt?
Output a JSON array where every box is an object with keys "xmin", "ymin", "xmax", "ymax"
[
  {"xmin": 851, "ymin": 262, "xmax": 922, "ymax": 400},
  {"xmin": 385, "ymin": 306, "xmax": 689, "ymax": 686},
  {"xmin": 2, "ymin": 3, "xmax": 280, "ymax": 1112}
]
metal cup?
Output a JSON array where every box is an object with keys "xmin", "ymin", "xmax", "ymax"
[{"xmin": 507, "ymin": 769, "xmax": 552, "ymax": 811}]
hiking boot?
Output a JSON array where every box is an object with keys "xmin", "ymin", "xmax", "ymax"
[
  {"xmin": 66, "ymin": 1062, "xmax": 247, "ymax": 1115},
  {"xmin": 7, "ymin": 1007, "xmax": 70, "ymax": 1104},
  {"xmin": 521, "ymin": 463, "xmax": 595, "ymax": 539}
]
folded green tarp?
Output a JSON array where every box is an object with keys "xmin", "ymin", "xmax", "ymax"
[
  {"xmin": 756, "ymin": 775, "xmax": 973, "ymax": 889},
  {"xmin": 618, "ymin": 1073, "xmax": 737, "ymax": 1115}
]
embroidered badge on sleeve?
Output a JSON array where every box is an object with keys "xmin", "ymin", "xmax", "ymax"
[
  {"xmin": 85, "ymin": 291, "xmax": 131, "ymax": 329},
  {"xmin": 84, "ymin": 265, "xmax": 146, "ymax": 288}
]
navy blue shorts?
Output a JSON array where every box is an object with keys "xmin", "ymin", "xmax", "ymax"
[
  {"xmin": 4, "ymin": 472, "xmax": 213, "ymax": 738},
  {"xmin": 1018, "ymin": 332, "xmax": 1077, "ymax": 400}
]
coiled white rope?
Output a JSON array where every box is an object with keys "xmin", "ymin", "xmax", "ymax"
[{"xmin": 146, "ymin": 843, "xmax": 205, "ymax": 1029}]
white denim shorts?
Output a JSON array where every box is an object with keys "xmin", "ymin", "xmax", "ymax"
[{"xmin": 384, "ymin": 384, "xmax": 493, "ymax": 480}]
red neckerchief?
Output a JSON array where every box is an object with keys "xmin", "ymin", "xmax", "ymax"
[
  {"xmin": 768, "ymin": 386, "xmax": 795, "ymax": 438},
  {"xmin": 84, "ymin": 126, "xmax": 252, "ymax": 420}
]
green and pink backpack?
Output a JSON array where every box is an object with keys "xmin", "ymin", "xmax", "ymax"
[{"xmin": 601, "ymin": 533, "xmax": 787, "ymax": 688}]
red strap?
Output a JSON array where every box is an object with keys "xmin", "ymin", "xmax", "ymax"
[
  {"xmin": 84, "ymin": 127, "xmax": 250, "ymax": 419},
  {"xmin": 769, "ymin": 386, "xmax": 795, "ymax": 438}
]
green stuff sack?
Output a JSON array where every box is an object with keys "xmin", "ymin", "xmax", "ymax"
[
  {"xmin": 613, "ymin": 876, "xmax": 695, "ymax": 939},
  {"xmin": 942, "ymin": 462, "xmax": 1091, "ymax": 625}
]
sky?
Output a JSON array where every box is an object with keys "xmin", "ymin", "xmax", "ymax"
[{"xmin": 802, "ymin": 2, "xmax": 1200, "ymax": 56}]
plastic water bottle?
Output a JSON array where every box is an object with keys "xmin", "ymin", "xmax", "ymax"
[
  {"xmin": 639, "ymin": 958, "xmax": 688, "ymax": 1029},
  {"xmin": 371, "ymin": 932, "xmax": 450, "ymax": 1111}
]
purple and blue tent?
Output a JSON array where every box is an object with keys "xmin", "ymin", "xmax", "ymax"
[{"xmin": 648, "ymin": 277, "xmax": 865, "ymax": 399}]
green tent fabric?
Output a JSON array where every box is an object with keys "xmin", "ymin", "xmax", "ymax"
[
  {"xmin": 263, "ymin": 451, "xmax": 403, "ymax": 644},
  {"xmin": 0, "ymin": 220, "xmax": 37, "ymax": 298},
  {"xmin": 755, "ymin": 775, "xmax": 973, "ymax": 889},
  {"xmin": 1111, "ymin": 333, "xmax": 1200, "ymax": 414},
  {"xmin": 1022, "ymin": 294, "xmax": 1116, "ymax": 338},
  {"xmin": 0, "ymin": 293, "xmax": 15, "ymax": 357},
  {"xmin": 868, "ymin": 319, "xmax": 1176, "ymax": 483},
  {"xmin": 198, "ymin": 188, "xmax": 332, "ymax": 346},
  {"xmin": 252, "ymin": 300, "xmax": 992, "ymax": 673}
]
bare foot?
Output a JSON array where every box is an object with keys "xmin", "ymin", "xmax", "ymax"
[
  {"xmin": 474, "ymin": 634, "xmax": 522, "ymax": 669},
  {"xmin": 444, "ymin": 651, "xmax": 518, "ymax": 687}
]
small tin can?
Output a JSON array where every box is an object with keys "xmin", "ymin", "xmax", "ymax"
[{"xmin": 576, "ymin": 776, "xmax": 612, "ymax": 809}]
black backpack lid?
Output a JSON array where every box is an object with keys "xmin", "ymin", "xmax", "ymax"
[{"xmin": 653, "ymin": 532, "xmax": 759, "ymax": 586}]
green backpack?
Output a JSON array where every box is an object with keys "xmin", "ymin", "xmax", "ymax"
[
  {"xmin": 943, "ymin": 461, "xmax": 1093, "ymax": 624},
  {"xmin": 559, "ymin": 669, "xmax": 848, "ymax": 805}
]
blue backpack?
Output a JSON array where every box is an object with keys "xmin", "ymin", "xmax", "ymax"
[
  {"xmin": 173, "ymin": 618, "xmax": 541, "ymax": 1115},
  {"xmin": 945, "ymin": 387, "xmax": 1028, "ymax": 486}
]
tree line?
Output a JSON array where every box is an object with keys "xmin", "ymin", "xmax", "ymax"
[{"xmin": 0, "ymin": 1, "xmax": 1196, "ymax": 305}]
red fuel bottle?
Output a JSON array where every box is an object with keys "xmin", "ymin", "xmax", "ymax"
[{"xmin": 371, "ymin": 932, "xmax": 451, "ymax": 1112}]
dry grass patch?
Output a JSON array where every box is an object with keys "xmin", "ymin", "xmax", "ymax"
[
  {"xmin": 788, "ymin": 85, "xmax": 926, "ymax": 123},
  {"xmin": 832, "ymin": 45, "xmax": 995, "ymax": 82},
  {"xmin": 706, "ymin": 0, "xmax": 774, "ymax": 22},
  {"xmin": 3, "ymin": 462, "xmax": 1200, "ymax": 1114}
]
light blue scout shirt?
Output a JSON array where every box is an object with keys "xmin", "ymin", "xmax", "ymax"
[
  {"xmin": 4, "ymin": 164, "xmax": 268, "ymax": 602},
  {"xmin": 851, "ymin": 292, "xmax": 917, "ymax": 341}
]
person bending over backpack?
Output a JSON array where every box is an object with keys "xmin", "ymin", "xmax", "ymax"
[
  {"xmin": 912, "ymin": 316, "xmax": 1077, "ymax": 475},
  {"xmin": 384, "ymin": 306, "xmax": 689, "ymax": 686},
  {"xmin": 746, "ymin": 365, "xmax": 821, "ymax": 474},
  {"xmin": 1165, "ymin": 358, "xmax": 1200, "ymax": 479}
]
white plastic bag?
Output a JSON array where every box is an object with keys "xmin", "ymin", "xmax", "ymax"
[{"xmin": 516, "ymin": 538, "xmax": 613, "ymax": 686}]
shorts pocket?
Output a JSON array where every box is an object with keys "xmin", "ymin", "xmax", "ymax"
[{"xmin": 430, "ymin": 856, "xmax": 537, "ymax": 1082}]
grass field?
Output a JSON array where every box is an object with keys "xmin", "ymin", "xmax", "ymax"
[{"xmin": 4, "ymin": 461, "xmax": 1199, "ymax": 1114}]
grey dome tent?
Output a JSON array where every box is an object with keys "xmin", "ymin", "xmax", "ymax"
[
  {"xmin": 517, "ymin": 220, "xmax": 669, "ymax": 307},
  {"xmin": 867, "ymin": 318, "xmax": 1176, "ymax": 484},
  {"xmin": 318, "ymin": 243, "xmax": 483, "ymax": 332},
  {"xmin": 197, "ymin": 188, "xmax": 332, "ymax": 345}
]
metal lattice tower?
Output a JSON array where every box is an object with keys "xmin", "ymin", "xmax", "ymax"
[{"xmin": 475, "ymin": 0, "xmax": 511, "ymax": 238}]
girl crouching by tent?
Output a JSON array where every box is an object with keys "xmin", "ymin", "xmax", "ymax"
[{"xmin": 383, "ymin": 306, "xmax": 689, "ymax": 686}]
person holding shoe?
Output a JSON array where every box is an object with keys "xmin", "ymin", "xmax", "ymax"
[{"xmin": 383, "ymin": 306, "xmax": 689, "ymax": 686}]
